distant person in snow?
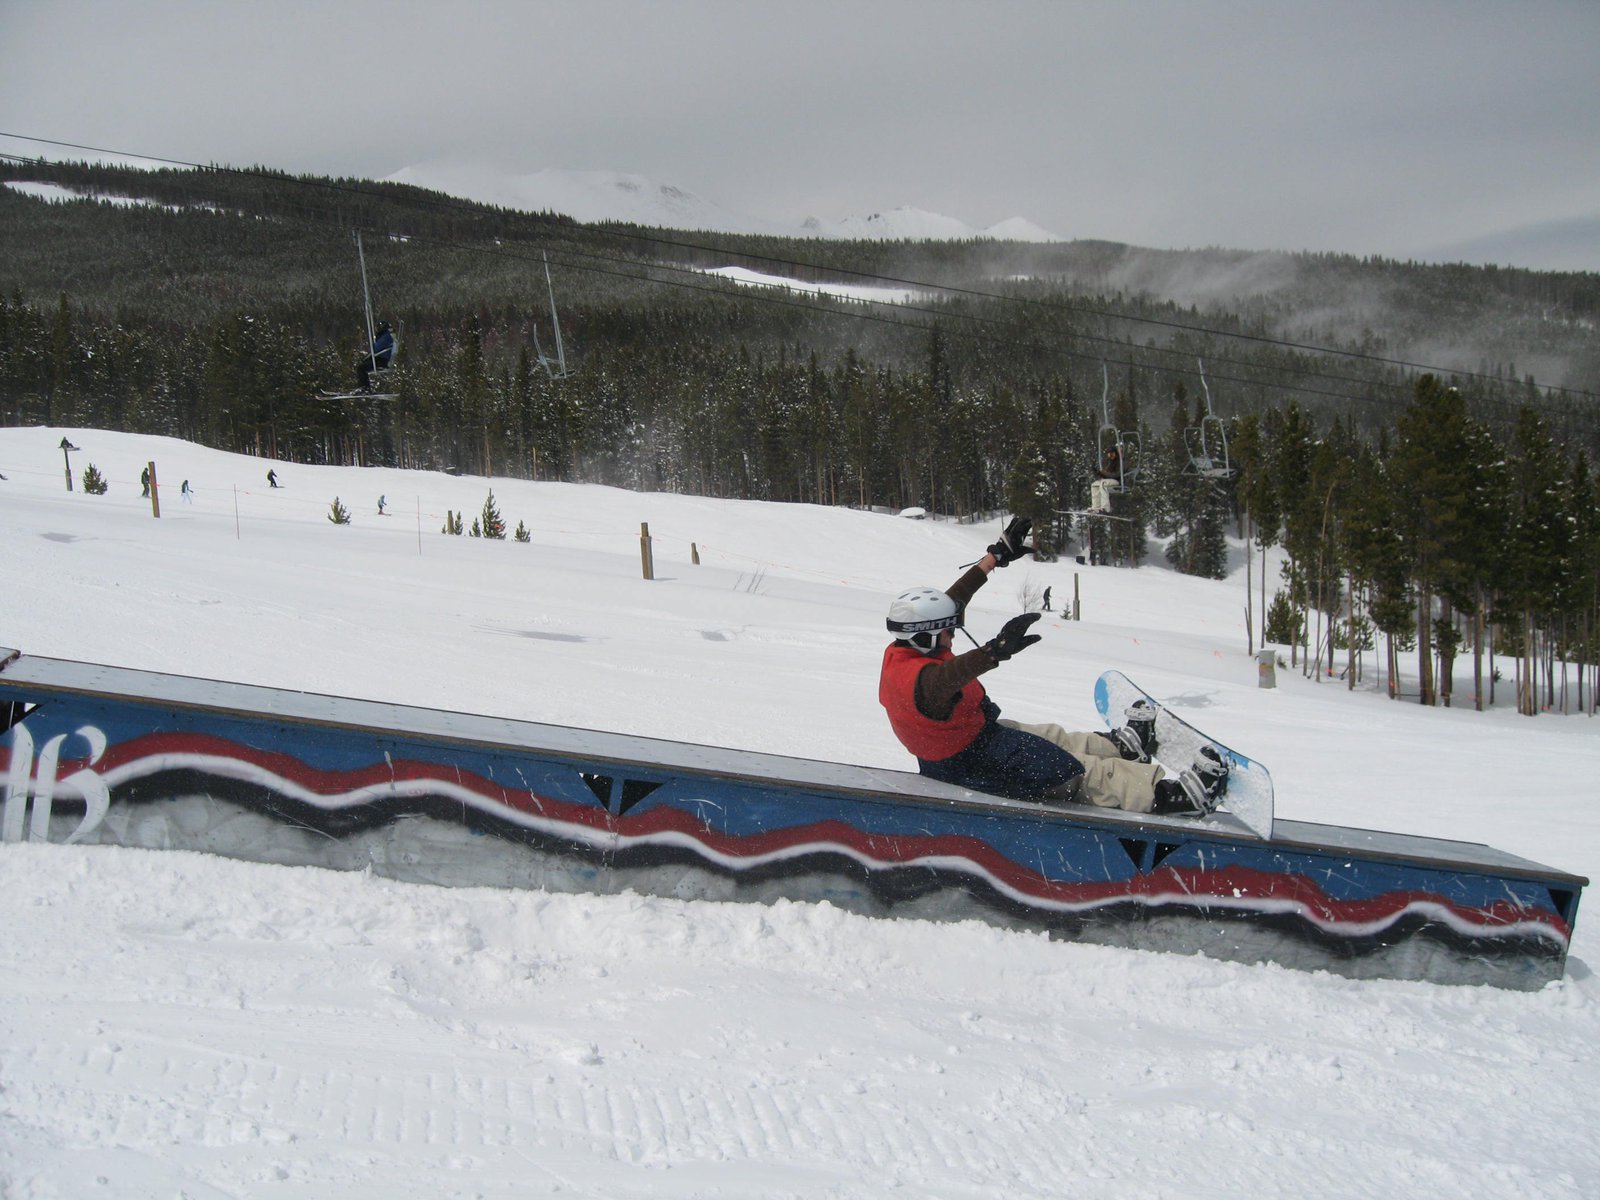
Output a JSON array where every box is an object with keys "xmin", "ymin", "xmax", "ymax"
[
  {"xmin": 878, "ymin": 516, "xmax": 1227, "ymax": 817},
  {"xmin": 356, "ymin": 322, "xmax": 395, "ymax": 391},
  {"xmin": 267, "ymin": 468, "xmax": 279, "ymax": 488},
  {"xmin": 140, "ymin": 466, "xmax": 151, "ymax": 498},
  {"xmin": 181, "ymin": 479, "xmax": 193, "ymax": 504},
  {"xmin": 377, "ymin": 494, "xmax": 387, "ymax": 515}
]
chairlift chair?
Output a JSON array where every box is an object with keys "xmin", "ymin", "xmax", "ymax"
[
  {"xmin": 318, "ymin": 230, "xmax": 399, "ymax": 401},
  {"xmin": 356, "ymin": 230, "xmax": 398, "ymax": 386},
  {"xmin": 1183, "ymin": 359, "xmax": 1236, "ymax": 482},
  {"xmin": 1095, "ymin": 362, "xmax": 1141, "ymax": 495}
]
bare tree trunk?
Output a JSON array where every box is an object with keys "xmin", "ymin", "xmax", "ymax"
[
  {"xmin": 1520, "ymin": 611, "xmax": 1537, "ymax": 716},
  {"xmin": 1489, "ymin": 617, "xmax": 1498, "ymax": 707},
  {"xmin": 1416, "ymin": 584, "xmax": 1436, "ymax": 706},
  {"xmin": 1473, "ymin": 584, "xmax": 1485, "ymax": 712},
  {"xmin": 1546, "ymin": 627, "xmax": 1557, "ymax": 712},
  {"xmin": 1246, "ymin": 517, "xmax": 1254, "ymax": 656},
  {"xmin": 1347, "ymin": 572, "xmax": 1357, "ymax": 689},
  {"xmin": 1438, "ymin": 596, "xmax": 1454, "ymax": 708},
  {"xmin": 1260, "ymin": 540, "xmax": 1268, "ymax": 654}
]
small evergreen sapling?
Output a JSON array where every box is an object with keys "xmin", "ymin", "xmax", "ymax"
[
  {"xmin": 81, "ymin": 463, "xmax": 108, "ymax": 494},
  {"xmin": 480, "ymin": 490, "xmax": 506, "ymax": 539},
  {"xmin": 1265, "ymin": 589, "xmax": 1301, "ymax": 645},
  {"xmin": 328, "ymin": 496, "xmax": 352, "ymax": 525},
  {"xmin": 514, "ymin": 520, "xmax": 530, "ymax": 543}
]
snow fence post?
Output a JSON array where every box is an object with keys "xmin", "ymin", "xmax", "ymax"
[
  {"xmin": 148, "ymin": 461, "xmax": 161, "ymax": 519},
  {"xmin": 640, "ymin": 522, "xmax": 655, "ymax": 580},
  {"xmin": 59, "ymin": 437, "xmax": 79, "ymax": 491}
]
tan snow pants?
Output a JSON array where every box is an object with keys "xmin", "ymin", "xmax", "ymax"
[{"xmin": 999, "ymin": 720, "xmax": 1166, "ymax": 813}]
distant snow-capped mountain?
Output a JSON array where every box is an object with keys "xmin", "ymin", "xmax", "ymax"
[
  {"xmin": 384, "ymin": 164, "xmax": 772, "ymax": 234},
  {"xmin": 383, "ymin": 162, "xmax": 1064, "ymax": 243},
  {"xmin": 801, "ymin": 206, "xmax": 1062, "ymax": 243}
]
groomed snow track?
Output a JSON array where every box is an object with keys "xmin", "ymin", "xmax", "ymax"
[{"xmin": 0, "ymin": 647, "xmax": 1585, "ymax": 990}]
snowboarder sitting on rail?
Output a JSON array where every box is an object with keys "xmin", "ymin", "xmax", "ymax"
[{"xmin": 878, "ymin": 516, "xmax": 1227, "ymax": 817}]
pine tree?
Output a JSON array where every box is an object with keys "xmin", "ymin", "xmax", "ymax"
[
  {"xmin": 1005, "ymin": 447, "xmax": 1055, "ymax": 559},
  {"xmin": 1266, "ymin": 403, "xmax": 1319, "ymax": 667},
  {"xmin": 480, "ymin": 489, "xmax": 506, "ymax": 539},
  {"xmin": 514, "ymin": 520, "xmax": 530, "ymax": 543},
  {"xmin": 1336, "ymin": 437, "xmax": 1410, "ymax": 696},
  {"xmin": 1391, "ymin": 376, "xmax": 1481, "ymax": 705},
  {"xmin": 1266, "ymin": 590, "xmax": 1303, "ymax": 646},
  {"xmin": 81, "ymin": 463, "xmax": 108, "ymax": 494},
  {"xmin": 1503, "ymin": 406, "xmax": 1571, "ymax": 714},
  {"xmin": 328, "ymin": 497, "xmax": 351, "ymax": 524}
]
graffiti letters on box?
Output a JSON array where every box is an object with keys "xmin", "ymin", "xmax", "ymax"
[{"xmin": 2, "ymin": 724, "xmax": 110, "ymax": 844}]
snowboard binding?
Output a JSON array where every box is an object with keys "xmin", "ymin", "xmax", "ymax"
[
  {"xmin": 1107, "ymin": 699, "xmax": 1160, "ymax": 763},
  {"xmin": 1176, "ymin": 745, "xmax": 1229, "ymax": 816}
]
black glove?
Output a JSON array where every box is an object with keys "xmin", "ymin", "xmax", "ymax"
[
  {"xmin": 987, "ymin": 516, "xmax": 1033, "ymax": 567},
  {"xmin": 985, "ymin": 612, "xmax": 1042, "ymax": 662}
]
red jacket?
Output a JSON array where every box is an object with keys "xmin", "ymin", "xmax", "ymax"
[{"xmin": 879, "ymin": 642, "xmax": 989, "ymax": 761}]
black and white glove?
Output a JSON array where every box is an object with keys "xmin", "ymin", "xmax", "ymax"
[
  {"xmin": 985, "ymin": 612, "xmax": 1042, "ymax": 662},
  {"xmin": 986, "ymin": 516, "xmax": 1034, "ymax": 567}
]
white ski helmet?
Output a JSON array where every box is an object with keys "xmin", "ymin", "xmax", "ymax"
[{"xmin": 886, "ymin": 587, "xmax": 961, "ymax": 653}]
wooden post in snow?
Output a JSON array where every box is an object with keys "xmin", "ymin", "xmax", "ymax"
[{"xmin": 639, "ymin": 522, "xmax": 655, "ymax": 581}]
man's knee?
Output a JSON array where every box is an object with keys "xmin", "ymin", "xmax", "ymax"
[{"xmin": 1044, "ymin": 775, "xmax": 1083, "ymax": 804}]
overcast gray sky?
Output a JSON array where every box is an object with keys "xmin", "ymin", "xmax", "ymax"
[{"xmin": 3, "ymin": 0, "xmax": 1597, "ymax": 269}]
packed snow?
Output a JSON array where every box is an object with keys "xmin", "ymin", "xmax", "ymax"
[
  {"xmin": 700, "ymin": 266, "xmax": 921, "ymax": 306},
  {"xmin": 1, "ymin": 180, "xmax": 188, "ymax": 213},
  {"xmin": 2, "ymin": 426, "xmax": 1597, "ymax": 1199}
]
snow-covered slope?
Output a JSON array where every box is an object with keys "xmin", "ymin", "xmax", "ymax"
[{"xmin": 1, "ymin": 426, "xmax": 1596, "ymax": 1198}]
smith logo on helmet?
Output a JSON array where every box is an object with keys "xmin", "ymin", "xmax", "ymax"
[{"xmin": 888, "ymin": 616, "xmax": 960, "ymax": 634}]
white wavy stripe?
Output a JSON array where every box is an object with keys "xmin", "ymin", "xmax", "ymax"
[
  {"xmin": 608, "ymin": 817, "xmax": 1569, "ymax": 946},
  {"xmin": 93, "ymin": 751, "xmax": 615, "ymax": 851},
  {"xmin": 81, "ymin": 751, "xmax": 1566, "ymax": 947}
]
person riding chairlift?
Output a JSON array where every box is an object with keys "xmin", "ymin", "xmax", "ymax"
[
  {"xmin": 356, "ymin": 321, "xmax": 395, "ymax": 391},
  {"xmin": 1089, "ymin": 443, "xmax": 1123, "ymax": 514}
]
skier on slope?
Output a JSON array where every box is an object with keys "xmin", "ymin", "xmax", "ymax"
[{"xmin": 878, "ymin": 516, "xmax": 1227, "ymax": 817}]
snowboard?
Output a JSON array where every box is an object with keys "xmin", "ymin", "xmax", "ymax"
[{"xmin": 1093, "ymin": 670, "xmax": 1274, "ymax": 839}]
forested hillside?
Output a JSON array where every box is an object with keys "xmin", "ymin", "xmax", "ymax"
[{"xmin": 2, "ymin": 157, "xmax": 1596, "ymax": 714}]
